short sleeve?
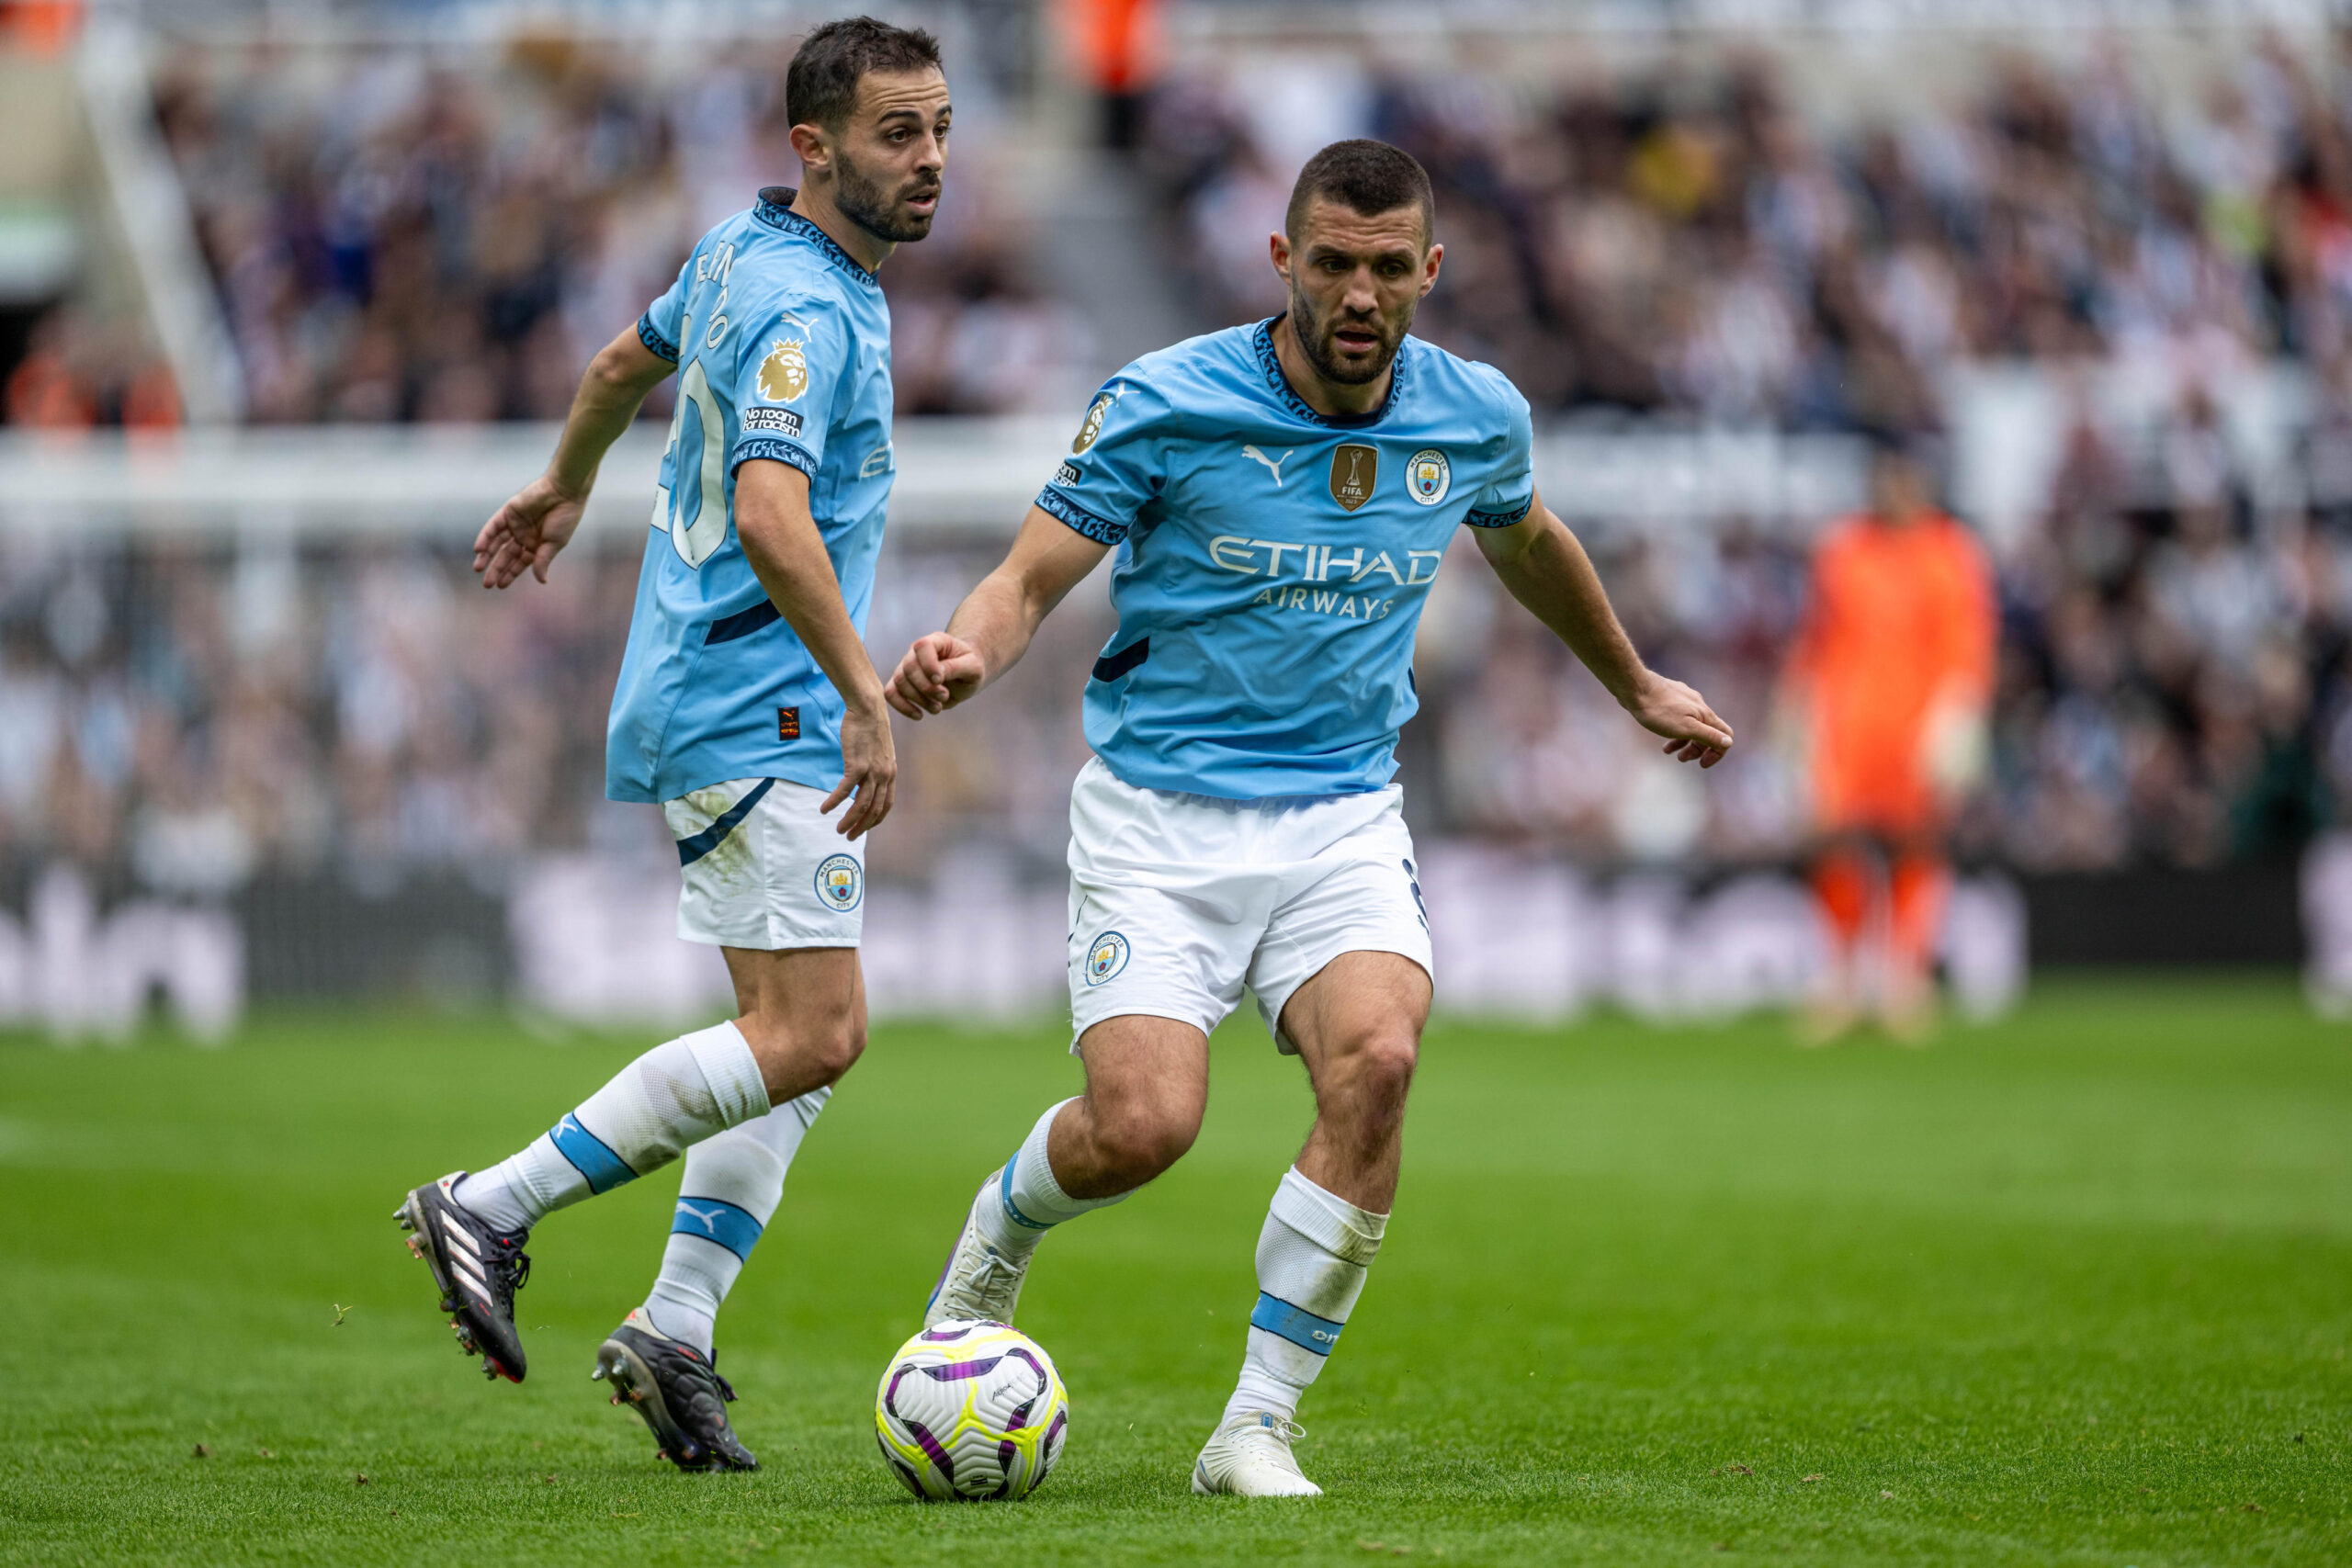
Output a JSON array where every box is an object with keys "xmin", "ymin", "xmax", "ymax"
[
  {"xmin": 1463, "ymin": 378, "xmax": 1535, "ymax": 529},
  {"xmin": 638, "ymin": 254, "xmax": 689, "ymax": 364},
  {"xmin": 729, "ymin": 297, "xmax": 849, "ymax": 480},
  {"xmin": 1035, "ymin": 371, "xmax": 1173, "ymax": 547}
]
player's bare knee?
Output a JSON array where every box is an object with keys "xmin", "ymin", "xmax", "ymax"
[
  {"xmin": 1089, "ymin": 1100, "xmax": 1198, "ymax": 1188},
  {"xmin": 740, "ymin": 1005, "xmax": 863, "ymax": 1097},
  {"xmin": 1365, "ymin": 1032, "xmax": 1420, "ymax": 1092},
  {"xmin": 1328, "ymin": 1030, "xmax": 1419, "ymax": 1113},
  {"xmin": 811, "ymin": 1012, "xmax": 866, "ymax": 1083}
]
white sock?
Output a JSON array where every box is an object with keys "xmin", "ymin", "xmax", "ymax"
[
  {"xmin": 972, "ymin": 1098, "xmax": 1130, "ymax": 1257},
  {"xmin": 1223, "ymin": 1168, "xmax": 1387, "ymax": 1425},
  {"xmin": 640, "ymin": 1087, "xmax": 830, "ymax": 1355},
  {"xmin": 452, "ymin": 1021, "xmax": 769, "ymax": 1235}
]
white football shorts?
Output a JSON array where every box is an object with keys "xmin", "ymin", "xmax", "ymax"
[
  {"xmin": 662, "ymin": 775, "xmax": 865, "ymax": 950},
  {"xmin": 1064, "ymin": 756, "xmax": 1433, "ymax": 1054}
]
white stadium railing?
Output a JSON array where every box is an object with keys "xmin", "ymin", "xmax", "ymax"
[{"xmin": 0, "ymin": 418, "xmax": 1873, "ymax": 541}]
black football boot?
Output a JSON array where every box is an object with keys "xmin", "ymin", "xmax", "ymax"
[
  {"xmin": 394, "ymin": 1171, "xmax": 532, "ymax": 1382},
  {"xmin": 593, "ymin": 1310, "xmax": 759, "ymax": 1472}
]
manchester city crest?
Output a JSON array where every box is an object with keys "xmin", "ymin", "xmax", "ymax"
[
  {"xmin": 756, "ymin": 337, "xmax": 809, "ymax": 402},
  {"xmin": 1083, "ymin": 930, "xmax": 1130, "ymax": 987},
  {"xmin": 814, "ymin": 852, "xmax": 863, "ymax": 912},
  {"xmin": 1406, "ymin": 448, "xmax": 1451, "ymax": 505}
]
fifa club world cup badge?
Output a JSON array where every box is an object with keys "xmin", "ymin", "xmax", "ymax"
[
  {"xmin": 1329, "ymin": 444, "xmax": 1378, "ymax": 512},
  {"xmin": 1407, "ymin": 448, "xmax": 1451, "ymax": 505},
  {"xmin": 814, "ymin": 853, "xmax": 863, "ymax": 912},
  {"xmin": 757, "ymin": 338, "xmax": 809, "ymax": 402},
  {"xmin": 1084, "ymin": 931, "xmax": 1130, "ymax": 987}
]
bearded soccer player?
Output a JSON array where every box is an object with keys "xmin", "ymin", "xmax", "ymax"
[
  {"xmin": 392, "ymin": 17, "xmax": 949, "ymax": 1472},
  {"xmin": 887, "ymin": 140, "xmax": 1734, "ymax": 1496},
  {"xmin": 1782, "ymin": 441, "xmax": 1995, "ymax": 1041}
]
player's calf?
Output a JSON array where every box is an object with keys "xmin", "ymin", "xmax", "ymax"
[
  {"xmin": 1294, "ymin": 1025, "xmax": 1419, "ymax": 1199},
  {"xmin": 1281, "ymin": 952, "xmax": 1430, "ymax": 1211}
]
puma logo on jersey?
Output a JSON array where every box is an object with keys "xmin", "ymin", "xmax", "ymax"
[{"xmin": 1242, "ymin": 446, "xmax": 1293, "ymax": 486}]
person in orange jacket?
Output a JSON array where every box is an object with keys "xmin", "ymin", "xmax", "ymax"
[{"xmin": 1781, "ymin": 441, "xmax": 1996, "ymax": 1040}]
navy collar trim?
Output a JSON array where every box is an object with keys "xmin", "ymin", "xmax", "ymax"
[
  {"xmin": 753, "ymin": 186, "xmax": 878, "ymax": 288},
  {"xmin": 1253, "ymin": 315, "xmax": 1409, "ymax": 429}
]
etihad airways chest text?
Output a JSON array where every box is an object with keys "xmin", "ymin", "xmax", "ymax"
[{"xmin": 1206, "ymin": 536, "xmax": 1445, "ymax": 586}]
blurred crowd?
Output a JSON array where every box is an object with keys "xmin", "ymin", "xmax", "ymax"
[
  {"xmin": 0, "ymin": 540, "xmax": 628, "ymax": 896},
  {"xmin": 2, "ymin": 310, "xmax": 178, "ymax": 430},
  {"xmin": 1143, "ymin": 40, "xmax": 2348, "ymax": 428},
  {"xmin": 17, "ymin": 36, "xmax": 2352, "ymax": 892},
  {"xmin": 0, "ymin": 534, "xmax": 1114, "ymax": 896},
  {"xmin": 9, "ymin": 479, "xmax": 2350, "ymax": 896},
  {"xmin": 121, "ymin": 35, "xmax": 1091, "ymax": 424}
]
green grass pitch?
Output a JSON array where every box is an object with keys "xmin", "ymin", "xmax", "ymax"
[{"xmin": 1, "ymin": 978, "xmax": 2346, "ymax": 1566}]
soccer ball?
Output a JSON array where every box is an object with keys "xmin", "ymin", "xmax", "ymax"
[{"xmin": 874, "ymin": 1319, "xmax": 1068, "ymax": 1500}]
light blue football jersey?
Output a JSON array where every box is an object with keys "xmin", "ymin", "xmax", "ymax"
[
  {"xmin": 605, "ymin": 186, "xmax": 896, "ymax": 805},
  {"xmin": 1035, "ymin": 317, "xmax": 1535, "ymax": 799}
]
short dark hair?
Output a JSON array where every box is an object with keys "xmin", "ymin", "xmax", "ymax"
[
  {"xmin": 1284, "ymin": 140, "xmax": 1435, "ymax": 245},
  {"xmin": 786, "ymin": 16, "xmax": 943, "ymax": 132}
]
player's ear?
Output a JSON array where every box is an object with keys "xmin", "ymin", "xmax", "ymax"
[
  {"xmin": 788, "ymin": 120, "xmax": 833, "ymax": 177},
  {"xmin": 1269, "ymin": 230, "xmax": 1293, "ymax": 287},
  {"xmin": 1419, "ymin": 242, "xmax": 1443, "ymax": 298}
]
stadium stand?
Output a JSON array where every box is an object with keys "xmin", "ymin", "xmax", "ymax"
[{"xmin": 11, "ymin": 16, "xmax": 2352, "ymax": 1022}]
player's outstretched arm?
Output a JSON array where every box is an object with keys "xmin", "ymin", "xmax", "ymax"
[
  {"xmin": 737, "ymin": 459, "xmax": 897, "ymax": 840},
  {"xmin": 473, "ymin": 328, "xmax": 674, "ymax": 589},
  {"xmin": 886, "ymin": 505, "xmax": 1109, "ymax": 720},
  {"xmin": 1474, "ymin": 490, "xmax": 1735, "ymax": 768}
]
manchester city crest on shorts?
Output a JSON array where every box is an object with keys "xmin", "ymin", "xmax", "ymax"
[
  {"xmin": 814, "ymin": 853, "xmax": 863, "ymax": 912},
  {"xmin": 1083, "ymin": 930, "xmax": 1130, "ymax": 987},
  {"xmin": 1406, "ymin": 448, "xmax": 1451, "ymax": 505}
]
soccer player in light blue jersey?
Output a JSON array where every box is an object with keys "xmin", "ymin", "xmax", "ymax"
[
  {"xmin": 393, "ymin": 18, "xmax": 949, "ymax": 1472},
  {"xmin": 894, "ymin": 140, "xmax": 1735, "ymax": 1496}
]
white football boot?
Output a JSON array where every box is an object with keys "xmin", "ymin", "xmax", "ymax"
[
  {"xmin": 1191, "ymin": 1411, "xmax": 1322, "ymax": 1497},
  {"xmin": 922, "ymin": 1176, "xmax": 1033, "ymax": 1328}
]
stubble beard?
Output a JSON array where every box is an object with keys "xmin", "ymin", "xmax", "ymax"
[
  {"xmin": 833, "ymin": 148, "xmax": 937, "ymax": 244},
  {"xmin": 1289, "ymin": 284, "xmax": 1411, "ymax": 387}
]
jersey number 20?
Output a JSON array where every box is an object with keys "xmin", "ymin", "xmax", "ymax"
[{"xmin": 651, "ymin": 358, "xmax": 729, "ymax": 569}]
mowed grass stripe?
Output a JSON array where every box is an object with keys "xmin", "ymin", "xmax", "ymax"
[{"xmin": 0, "ymin": 978, "xmax": 2345, "ymax": 1566}]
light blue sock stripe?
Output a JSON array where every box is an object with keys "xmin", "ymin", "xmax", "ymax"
[
  {"xmin": 670, "ymin": 1196, "xmax": 764, "ymax": 1261},
  {"xmin": 1250, "ymin": 1292, "xmax": 1344, "ymax": 1356},
  {"xmin": 550, "ymin": 1114, "xmax": 636, "ymax": 1195},
  {"xmin": 999, "ymin": 1157, "xmax": 1051, "ymax": 1231}
]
